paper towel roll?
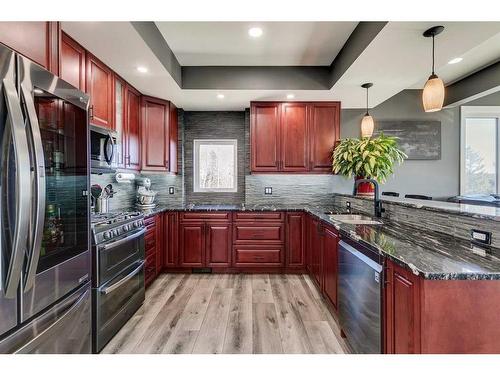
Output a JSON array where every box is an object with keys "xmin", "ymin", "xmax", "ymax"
[{"xmin": 115, "ymin": 172, "xmax": 136, "ymax": 183}]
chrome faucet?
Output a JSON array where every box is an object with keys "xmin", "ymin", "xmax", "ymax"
[{"xmin": 353, "ymin": 178, "xmax": 385, "ymax": 218}]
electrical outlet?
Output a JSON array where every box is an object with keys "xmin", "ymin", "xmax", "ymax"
[
  {"xmin": 471, "ymin": 229, "xmax": 491, "ymax": 246},
  {"xmin": 264, "ymin": 187, "xmax": 273, "ymax": 195},
  {"xmin": 169, "ymin": 186, "xmax": 175, "ymax": 195}
]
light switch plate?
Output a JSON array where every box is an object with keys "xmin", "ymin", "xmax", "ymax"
[
  {"xmin": 264, "ymin": 187, "xmax": 272, "ymax": 195},
  {"xmin": 169, "ymin": 186, "xmax": 175, "ymax": 195}
]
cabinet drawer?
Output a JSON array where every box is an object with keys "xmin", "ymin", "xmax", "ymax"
[
  {"xmin": 233, "ymin": 224, "xmax": 284, "ymax": 242},
  {"xmin": 180, "ymin": 211, "xmax": 231, "ymax": 222},
  {"xmin": 144, "ymin": 216, "xmax": 157, "ymax": 232},
  {"xmin": 233, "ymin": 211, "xmax": 284, "ymax": 222},
  {"xmin": 145, "ymin": 232, "xmax": 156, "ymax": 251},
  {"xmin": 145, "ymin": 253, "xmax": 156, "ymax": 287},
  {"xmin": 234, "ymin": 246, "xmax": 283, "ymax": 266}
]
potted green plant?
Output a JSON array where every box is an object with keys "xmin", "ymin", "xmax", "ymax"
[{"xmin": 332, "ymin": 134, "xmax": 407, "ymax": 197}]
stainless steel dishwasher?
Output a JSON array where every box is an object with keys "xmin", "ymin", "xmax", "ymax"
[{"xmin": 338, "ymin": 239, "xmax": 383, "ymax": 354}]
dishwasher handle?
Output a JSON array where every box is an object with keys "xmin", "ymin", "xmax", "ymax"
[{"xmin": 339, "ymin": 240, "xmax": 383, "ymax": 273}]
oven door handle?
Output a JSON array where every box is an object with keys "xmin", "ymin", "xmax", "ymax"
[
  {"xmin": 100, "ymin": 228, "xmax": 146, "ymax": 251},
  {"xmin": 99, "ymin": 261, "xmax": 145, "ymax": 295}
]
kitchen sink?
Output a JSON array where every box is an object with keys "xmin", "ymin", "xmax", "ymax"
[{"xmin": 327, "ymin": 214, "xmax": 383, "ymax": 225}]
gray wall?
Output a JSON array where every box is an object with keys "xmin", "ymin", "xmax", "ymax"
[
  {"xmin": 183, "ymin": 111, "xmax": 246, "ymax": 205},
  {"xmin": 341, "ymin": 89, "xmax": 460, "ymax": 199}
]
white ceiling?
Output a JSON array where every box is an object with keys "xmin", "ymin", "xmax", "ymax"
[
  {"xmin": 155, "ymin": 22, "xmax": 358, "ymax": 66},
  {"xmin": 62, "ymin": 21, "xmax": 500, "ymax": 111},
  {"xmin": 332, "ymin": 22, "xmax": 500, "ymax": 108}
]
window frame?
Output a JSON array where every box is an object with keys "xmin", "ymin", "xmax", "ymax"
[
  {"xmin": 460, "ymin": 106, "xmax": 500, "ymax": 195},
  {"xmin": 193, "ymin": 139, "xmax": 238, "ymax": 193}
]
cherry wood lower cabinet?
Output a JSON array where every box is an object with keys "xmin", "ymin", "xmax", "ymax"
[
  {"xmin": 310, "ymin": 218, "xmax": 323, "ymax": 287},
  {"xmin": 163, "ymin": 212, "xmax": 178, "ymax": 268},
  {"xmin": 286, "ymin": 212, "xmax": 306, "ymax": 269},
  {"xmin": 206, "ymin": 223, "xmax": 232, "ymax": 267},
  {"xmin": 144, "ymin": 214, "xmax": 160, "ymax": 287},
  {"xmin": 0, "ymin": 22, "xmax": 59, "ymax": 75},
  {"xmin": 233, "ymin": 212, "xmax": 285, "ymax": 269},
  {"xmin": 384, "ymin": 259, "xmax": 500, "ymax": 353},
  {"xmin": 322, "ymin": 225, "xmax": 339, "ymax": 309},
  {"xmin": 178, "ymin": 213, "xmax": 232, "ymax": 269}
]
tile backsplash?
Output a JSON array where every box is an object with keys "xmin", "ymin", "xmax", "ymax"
[{"xmin": 245, "ymin": 174, "xmax": 352, "ymax": 206}]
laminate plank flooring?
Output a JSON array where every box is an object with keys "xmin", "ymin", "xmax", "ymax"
[{"xmin": 102, "ymin": 273, "xmax": 350, "ymax": 354}]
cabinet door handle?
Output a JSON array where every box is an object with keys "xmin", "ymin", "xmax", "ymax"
[{"xmin": 89, "ymin": 105, "xmax": 94, "ymax": 119}]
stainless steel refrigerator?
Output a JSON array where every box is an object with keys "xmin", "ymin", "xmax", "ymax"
[{"xmin": 0, "ymin": 43, "xmax": 91, "ymax": 353}]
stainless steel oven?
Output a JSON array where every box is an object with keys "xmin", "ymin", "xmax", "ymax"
[
  {"xmin": 91, "ymin": 212, "xmax": 145, "ymax": 352},
  {"xmin": 90, "ymin": 124, "xmax": 118, "ymax": 174}
]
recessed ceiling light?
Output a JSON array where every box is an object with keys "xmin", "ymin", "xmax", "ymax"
[
  {"xmin": 248, "ymin": 27, "xmax": 263, "ymax": 38},
  {"xmin": 217, "ymin": 94, "xmax": 225, "ymax": 99},
  {"xmin": 137, "ymin": 66, "xmax": 148, "ymax": 73},
  {"xmin": 448, "ymin": 57, "xmax": 463, "ymax": 64},
  {"xmin": 286, "ymin": 93, "xmax": 295, "ymax": 99}
]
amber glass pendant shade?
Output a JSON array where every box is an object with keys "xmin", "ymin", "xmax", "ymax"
[{"xmin": 422, "ymin": 74, "xmax": 445, "ymax": 112}]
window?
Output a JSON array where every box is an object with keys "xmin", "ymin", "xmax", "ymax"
[
  {"xmin": 193, "ymin": 139, "xmax": 238, "ymax": 192},
  {"xmin": 460, "ymin": 107, "xmax": 500, "ymax": 195}
]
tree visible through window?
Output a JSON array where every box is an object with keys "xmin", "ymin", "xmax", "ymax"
[
  {"xmin": 461, "ymin": 107, "xmax": 500, "ymax": 196},
  {"xmin": 193, "ymin": 140, "xmax": 237, "ymax": 192}
]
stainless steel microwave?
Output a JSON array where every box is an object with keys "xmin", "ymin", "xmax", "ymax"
[{"xmin": 90, "ymin": 124, "xmax": 118, "ymax": 174}]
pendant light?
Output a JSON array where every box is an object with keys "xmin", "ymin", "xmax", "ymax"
[
  {"xmin": 422, "ymin": 26, "xmax": 445, "ymax": 112},
  {"xmin": 360, "ymin": 83, "xmax": 374, "ymax": 138}
]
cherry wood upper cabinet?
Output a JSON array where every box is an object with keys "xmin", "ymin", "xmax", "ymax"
[
  {"xmin": 251, "ymin": 102, "xmax": 280, "ymax": 172},
  {"xmin": 86, "ymin": 53, "xmax": 114, "ymax": 129},
  {"xmin": 286, "ymin": 212, "xmax": 306, "ymax": 269},
  {"xmin": 124, "ymin": 85, "xmax": 141, "ymax": 170},
  {"xmin": 322, "ymin": 225, "xmax": 339, "ymax": 309},
  {"xmin": 169, "ymin": 103, "xmax": 178, "ymax": 174},
  {"xmin": 0, "ymin": 22, "xmax": 59, "ymax": 75},
  {"xmin": 250, "ymin": 101, "xmax": 340, "ymax": 174},
  {"xmin": 113, "ymin": 76, "xmax": 127, "ymax": 168},
  {"xmin": 60, "ymin": 32, "xmax": 86, "ymax": 91},
  {"xmin": 310, "ymin": 102, "xmax": 340, "ymax": 172},
  {"xmin": 141, "ymin": 96, "xmax": 178, "ymax": 173},
  {"xmin": 141, "ymin": 96, "xmax": 169, "ymax": 172},
  {"xmin": 281, "ymin": 103, "xmax": 309, "ymax": 172}
]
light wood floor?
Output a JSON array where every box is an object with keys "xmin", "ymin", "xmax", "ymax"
[{"xmin": 102, "ymin": 273, "xmax": 351, "ymax": 354}]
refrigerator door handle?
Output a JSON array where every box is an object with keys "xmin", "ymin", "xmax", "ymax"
[
  {"xmin": 20, "ymin": 83, "xmax": 46, "ymax": 292},
  {"xmin": 1, "ymin": 79, "xmax": 32, "ymax": 298}
]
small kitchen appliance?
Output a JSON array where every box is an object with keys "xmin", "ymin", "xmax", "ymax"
[{"xmin": 135, "ymin": 177, "xmax": 157, "ymax": 209}]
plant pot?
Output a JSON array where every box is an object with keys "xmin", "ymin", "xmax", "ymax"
[{"xmin": 355, "ymin": 176, "xmax": 375, "ymax": 197}]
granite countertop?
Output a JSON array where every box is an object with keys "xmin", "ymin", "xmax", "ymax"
[
  {"xmin": 133, "ymin": 203, "xmax": 500, "ymax": 281},
  {"xmin": 335, "ymin": 193, "xmax": 500, "ymax": 221}
]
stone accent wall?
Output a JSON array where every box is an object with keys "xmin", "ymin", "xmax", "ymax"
[{"xmin": 183, "ymin": 111, "xmax": 246, "ymax": 205}]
